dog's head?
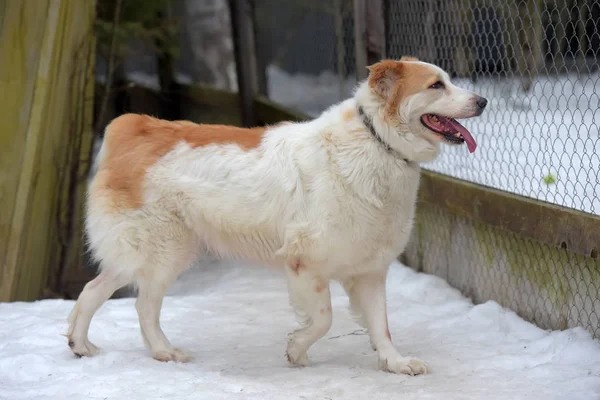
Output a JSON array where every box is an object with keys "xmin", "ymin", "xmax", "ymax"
[{"xmin": 366, "ymin": 57, "xmax": 487, "ymax": 153}]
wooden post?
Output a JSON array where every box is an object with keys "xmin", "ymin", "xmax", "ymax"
[
  {"xmin": 334, "ymin": 0, "xmax": 347, "ymax": 99},
  {"xmin": 155, "ymin": 5, "xmax": 181, "ymax": 121},
  {"xmin": 354, "ymin": 0, "xmax": 386, "ymax": 80},
  {"xmin": 229, "ymin": 0, "xmax": 259, "ymax": 127},
  {"xmin": 0, "ymin": 0, "xmax": 96, "ymax": 301}
]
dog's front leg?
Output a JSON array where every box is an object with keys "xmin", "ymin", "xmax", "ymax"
[
  {"xmin": 284, "ymin": 260, "xmax": 332, "ymax": 367},
  {"xmin": 345, "ymin": 269, "xmax": 428, "ymax": 375}
]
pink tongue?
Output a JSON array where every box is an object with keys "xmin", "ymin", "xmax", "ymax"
[{"xmin": 447, "ymin": 119, "xmax": 477, "ymax": 153}]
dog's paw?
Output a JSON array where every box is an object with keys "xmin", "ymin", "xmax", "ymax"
[
  {"xmin": 68, "ymin": 338, "xmax": 100, "ymax": 358},
  {"xmin": 379, "ymin": 355, "xmax": 428, "ymax": 376},
  {"xmin": 153, "ymin": 348, "xmax": 192, "ymax": 363},
  {"xmin": 285, "ymin": 341, "xmax": 309, "ymax": 367}
]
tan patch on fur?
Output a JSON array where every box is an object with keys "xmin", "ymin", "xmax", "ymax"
[
  {"xmin": 342, "ymin": 107, "xmax": 355, "ymax": 122},
  {"xmin": 399, "ymin": 56, "xmax": 419, "ymax": 62},
  {"xmin": 93, "ymin": 114, "xmax": 268, "ymax": 211},
  {"xmin": 367, "ymin": 58, "xmax": 441, "ymax": 120}
]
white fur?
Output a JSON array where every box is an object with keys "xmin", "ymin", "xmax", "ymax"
[{"xmin": 68, "ymin": 60, "xmax": 485, "ymax": 375}]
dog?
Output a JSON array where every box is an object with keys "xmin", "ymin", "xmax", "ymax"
[{"xmin": 67, "ymin": 57, "xmax": 486, "ymax": 375}]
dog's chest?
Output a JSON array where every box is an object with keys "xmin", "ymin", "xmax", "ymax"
[{"xmin": 318, "ymin": 165, "xmax": 421, "ymax": 268}]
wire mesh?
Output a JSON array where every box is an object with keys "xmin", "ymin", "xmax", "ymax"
[
  {"xmin": 403, "ymin": 203, "xmax": 600, "ymax": 338},
  {"xmin": 253, "ymin": 0, "xmax": 356, "ymax": 117},
  {"xmin": 387, "ymin": 0, "xmax": 600, "ymax": 216},
  {"xmin": 387, "ymin": 0, "xmax": 600, "ymax": 339}
]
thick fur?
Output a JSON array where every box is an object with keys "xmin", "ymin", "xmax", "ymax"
[{"xmin": 67, "ymin": 58, "xmax": 486, "ymax": 375}]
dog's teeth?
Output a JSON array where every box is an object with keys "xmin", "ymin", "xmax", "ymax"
[
  {"xmin": 454, "ymin": 132, "xmax": 461, "ymax": 138},
  {"xmin": 431, "ymin": 116, "xmax": 439, "ymax": 122}
]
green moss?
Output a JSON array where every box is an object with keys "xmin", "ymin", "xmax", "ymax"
[
  {"xmin": 504, "ymin": 234, "xmax": 571, "ymax": 307},
  {"xmin": 473, "ymin": 222, "xmax": 496, "ymax": 270}
]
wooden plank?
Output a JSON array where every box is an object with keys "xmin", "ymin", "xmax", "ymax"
[
  {"xmin": 365, "ymin": 0, "xmax": 386, "ymax": 63},
  {"xmin": 354, "ymin": 0, "xmax": 386, "ymax": 80},
  {"xmin": 418, "ymin": 171, "xmax": 600, "ymax": 259},
  {"xmin": 181, "ymin": 84, "xmax": 240, "ymax": 110},
  {"xmin": 0, "ymin": 0, "xmax": 6, "ymax": 30},
  {"xmin": 229, "ymin": 0, "xmax": 259, "ymax": 127},
  {"xmin": 53, "ymin": 0, "xmax": 96, "ymax": 297},
  {"xmin": 353, "ymin": 0, "xmax": 368, "ymax": 80},
  {"xmin": 1, "ymin": 0, "xmax": 95, "ymax": 301},
  {"xmin": 0, "ymin": 1, "xmax": 50, "ymax": 300},
  {"xmin": 7, "ymin": 0, "xmax": 63, "ymax": 301},
  {"xmin": 0, "ymin": 0, "xmax": 57, "ymax": 301},
  {"xmin": 254, "ymin": 95, "xmax": 309, "ymax": 125}
]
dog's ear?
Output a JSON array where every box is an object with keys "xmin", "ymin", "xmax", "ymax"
[
  {"xmin": 400, "ymin": 56, "xmax": 419, "ymax": 62},
  {"xmin": 366, "ymin": 60, "xmax": 405, "ymax": 99}
]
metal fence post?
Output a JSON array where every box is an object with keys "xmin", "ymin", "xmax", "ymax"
[
  {"xmin": 354, "ymin": 0, "xmax": 386, "ymax": 81},
  {"xmin": 229, "ymin": 0, "xmax": 258, "ymax": 127}
]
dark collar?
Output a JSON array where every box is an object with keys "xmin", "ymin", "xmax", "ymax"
[{"xmin": 357, "ymin": 105, "xmax": 408, "ymax": 163}]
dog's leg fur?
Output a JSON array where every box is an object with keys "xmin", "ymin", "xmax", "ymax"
[
  {"xmin": 285, "ymin": 262, "xmax": 332, "ymax": 366},
  {"xmin": 67, "ymin": 270, "xmax": 132, "ymax": 357},
  {"xmin": 344, "ymin": 269, "xmax": 428, "ymax": 375},
  {"xmin": 135, "ymin": 272, "xmax": 191, "ymax": 363}
]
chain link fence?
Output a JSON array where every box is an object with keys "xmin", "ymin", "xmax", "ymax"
[
  {"xmin": 387, "ymin": 0, "xmax": 600, "ymax": 216},
  {"xmin": 386, "ymin": 0, "xmax": 600, "ymax": 339},
  {"xmin": 253, "ymin": 0, "xmax": 356, "ymax": 117}
]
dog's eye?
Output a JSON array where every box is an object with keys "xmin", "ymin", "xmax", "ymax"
[{"xmin": 429, "ymin": 81, "xmax": 444, "ymax": 89}]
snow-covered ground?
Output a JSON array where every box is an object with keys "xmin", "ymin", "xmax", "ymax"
[
  {"xmin": 267, "ymin": 66, "xmax": 600, "ymax": 216},
  {"xmin": 1, "ymin": 260, "xmax": 599, "ymax": 400}
]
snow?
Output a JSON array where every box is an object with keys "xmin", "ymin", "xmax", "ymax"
[
  {"xmin": 266, "ymin": 66, "xmax": 600, "ymax": 216},
  {"xmin": 1, "ymin": 260, "xmax": 599, "ymax": 400}
]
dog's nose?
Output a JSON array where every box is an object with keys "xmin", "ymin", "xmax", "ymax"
[{"xmin": 476, "ymin": 96, "xmax": 488, "ymax": 110}]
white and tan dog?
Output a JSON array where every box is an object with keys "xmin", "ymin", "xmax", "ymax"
[{"xmin": 67, "ymin": 57, "xmax": 487, "ymax": 375}]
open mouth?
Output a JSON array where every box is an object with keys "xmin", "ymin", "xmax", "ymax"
[{"xmin": 420, "ymin": 114, "xmax": 477, "ymax": 153}]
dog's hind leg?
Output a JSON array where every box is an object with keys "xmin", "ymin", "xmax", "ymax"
[
  {"xmin": 134, "ymin": 235, "xmax": 197, "ymax": 363},
  {"xmin": 285, "ymin": 261, "xmax": 332, "ymax": 367},
  {"xmin": 135, "ymin": 268, "xmax": 192, "ymax": 363},
  {"xmin": 67, "ymin": 269, "xmax": 132, "ymax": 357}
]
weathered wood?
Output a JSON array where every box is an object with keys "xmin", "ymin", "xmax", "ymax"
[
  {"xmin": 229, "ymin": 0, "xmax": 259, "ymax": 127},
  {"xmin": 255, "ymin": 95, "xmax": 309, "ymax": 125},
  {"xmin": 402, "ymin": 200, "xmax": 600, "ymax": 338},
  {"xmin": 502, "ymin": 0, "xmax": 544, "ymax": 91},
  {"xmin": 0, "ymin": 1, "xmax": 50, "ymax": 301},
  {"xmin": 366, "ymin": 0, "xmax": 386, "ymax": 63},
  {"xmin": 182, "ymin": 84, "xmax": 240, "ymax": 110},
  {"xmin": 0, "ymin": 0, "xmax": 96, "ymax": 301},
  {"xmin": 418, "ymin": 171, "xmax": 600, "ymax": 259},
  {"xmin": 353, "ymin": 0, "xmax": 368, "ymax": 80},
  {"xmin": 354, "ymin": 0, "xmax": 386, "ymax": 80}
]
